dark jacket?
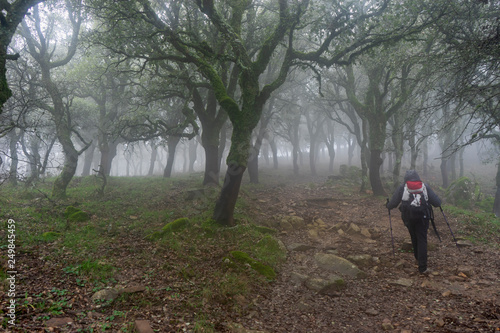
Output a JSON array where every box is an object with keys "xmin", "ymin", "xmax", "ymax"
[{"xmin": 387, "ymin": 170, "xmax": 441, "ymax": 212}]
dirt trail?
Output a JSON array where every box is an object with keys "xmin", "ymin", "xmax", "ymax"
[{"xmin": 239, "ymin": 182, "xmax": 500, "ymax": 333}]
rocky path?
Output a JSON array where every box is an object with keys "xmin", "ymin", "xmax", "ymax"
[{"xmin": 237, "ymin": 183, "xmax": 500, "ymax": 333}]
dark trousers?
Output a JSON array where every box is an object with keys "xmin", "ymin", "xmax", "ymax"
[{"xmin": 404, "ymin": 218, "xmax": 429, "ymax": 273}]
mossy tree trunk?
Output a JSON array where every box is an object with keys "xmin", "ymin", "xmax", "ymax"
[{"xmin": 195, "ymin": 90, "xmax": 227, "ymax": 186}]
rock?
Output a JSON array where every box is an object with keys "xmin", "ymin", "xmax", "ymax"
[
  {"xmin": 304, "ymin": 276, "xmax": 345, "ymax": 294},
  {"xmin": 389, "ymin": 278, "xmax": 413, "ymax": 287},
  {"xmin": 308, "ymin": 228, "xmax": 319, "ymax": 239},
  {"xmin": 435, "ymin": 318, "xmax": 445, "ymax": 327},
  {"xmin": 314, "ymin": 253, "xmax": 366, "ymax": 279},
  {"xmin": 277, "ymin": 215, "xmax": 306, "ymax": 231},
  {"xmin": 91, "ymin": 288, "xmax": 120, "ymax": 302},
  {"xmin": 346, "ymin": 254, "xmax": 372, "ymax": 267},
  {"xmin": 365, "ymin": 308, "xmax": 379, "ymax": 316},
  {"xmin": 135, "ymin": 320, "xmax": 154, "ymax": 333},
  {"xmin": 381, "ymin": 318, "xmax": 394, "ymax": 330},
  {"xmin": 442, "ymin": 290, "xmax": 452, "ymax": 297},
  {"xmin": 45, "ymin": 317, "xmax": 73, "ymax": 328},
  {"xmin": 456, "ymin": 265, "xmax": 474, "ymax": 277},
  {"xmin": 360, "ymin": 228, "xmax": 372, "ymax": 238},
  {"xmin": 347, "ymin": 223, "xmax": 361, "ymax": 234},
  {"xmin": 456, "ymin": 240, "xmax": 473, "ymax": 248},
  {"xmin": 120, "ymin": 285, "xmax": 147, "ymax": 294},
  {"xmin": 290, "ymin": 271, "xmax": 309, "ymax": 285}
]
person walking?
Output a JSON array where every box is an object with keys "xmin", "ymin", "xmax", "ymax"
[{"xmin": 386, "ymin": 170, "xmax": 442, "ymax": 274}]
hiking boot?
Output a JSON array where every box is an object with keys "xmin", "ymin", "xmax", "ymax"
[{"xmin": 420, "ymin": 269, "xmax": 431, "ymax": 275}]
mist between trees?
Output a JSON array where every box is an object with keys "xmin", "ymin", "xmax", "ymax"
[{"xmin": 0, "ymin": 0, "xmax": 499, "ymax": 223}]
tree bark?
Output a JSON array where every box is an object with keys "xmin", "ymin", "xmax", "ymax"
[
  {"xmin": 82, "ymin": 143, "xmax": 96, "ymax": 176},
  {"xmin": 494, "ymin": 160, "xmax": 500, "ymax": 217},
  {"xmin": 369, "ymin": 149, "xmax": 386, "ymax": 196},
  {"xmin": 8, "ymin": 130, "xmax": 20, "ymax": 186},
  {"xmin": 148, "ymin": 143, "xmax": 158, "ymax": 176},
  {"xmin": 0, "ymin": 0, "xmax": 44, "ymax": 112},
  {"xmin": 163, "ymin": 136, "xmax": 181, "ymax": 178},
  {"xmin": 212, "ymin": 163, "xmax": 246, "ymax": 226},
  {"xmin": 99, "ymin": 140, "xmax": 118, "ymax": 177},
  {"xmin": 188, "ymin": 138, "xmax": 198, "ymax": 173}
]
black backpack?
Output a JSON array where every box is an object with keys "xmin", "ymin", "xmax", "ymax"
[{"xmin": 400, "ymin": 181, "xmax": 430, "ymax": 220}]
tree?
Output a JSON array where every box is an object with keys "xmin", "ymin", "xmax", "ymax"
[
  {"xmin": 20, "ymin": 0, "xmax": 88, "ymax": 198},
  {"xmin": 0, "ymin": 0, "xmax": 44, "ymax": 111},
  {"xmin": 87, "ymin": 0, "xmax": 446, "ymax": 225}
]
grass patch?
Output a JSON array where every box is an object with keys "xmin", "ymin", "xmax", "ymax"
[
  {"xmin": 0, "ymin": 175, "xmax": 287, "ymax": 329},
  {"xmin": 442, "ymin": 204, "xmax": 500, "ymax": 247}
]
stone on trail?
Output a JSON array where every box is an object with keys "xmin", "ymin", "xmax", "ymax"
[
  {"xmin": 276, "ymin": 215, "xmax": 306, "ymax": 231},
  {"xmin": 290, "ymin": 271, "xmax": 309, "ymax": 285},
  {"xmin": 314, "ymin": 253, "xmax": 367, "ymax": 279},
  {"xmin": 389, "ymin": 278, "xmax": 414, "ymax": 287},
  {"xmin": 135, "ymin": 320, "xmax": 154, "ymax": 333},
  {"xmin": 456, "ymin": 265, "xmax": 475, "ymax": 277},
  {"xmin": 304, "ymin": 275, "xmax": 345, "ymax": 294},
  {"xmin": 347, "ymin": 222, "xmax": 361, "ymax": 234},
  {"xmin": 360, "ymin": 228, "xmax": 372, "ymax": 238},
  {"xmin": 346, "ymin": 254, "xmax": 372, "ymax": 267},
  {"xmin": 457, "ymin": 239, "xmax": 473, "ymax": 248},
  {"xmin": 91, "ymin": 288, "xmax": 120, "ymax": 302},
  {"xmin": 381, "ymin": 318, "xmax": 394, "ymax": 330}
]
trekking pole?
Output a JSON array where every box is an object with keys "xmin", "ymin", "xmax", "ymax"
[
  {"xmin": 387, "ymin": 198, "xmax": 395, "ymax": 256},
  {"xmin": 439, "ymin": 206, "xmax": 460, "ymax": 250}
]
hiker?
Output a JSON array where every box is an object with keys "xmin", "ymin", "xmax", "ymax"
[{"xmin": 386, "ymin": 170, "xmax": 442, "ymax": 274}]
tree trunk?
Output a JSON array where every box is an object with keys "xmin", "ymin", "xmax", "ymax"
[
  {"xmin": 369, "ymin": 149, "xmax": 386, "ymax": 196},
  {"xmin": 52, "ymin": 139, "xmax": 79, "ymax": 199},
  {"xmin": 440, "ymin": 157, "xmax": 449, "ymax": 189},
  {"xmin": 494, "ymin": 160, "xmax": 500, "ymax": 217},
  {"xmin": 99, "ymin": 140, "xmax": 118, "ymax": 177},
  {"xmin": 203, "ymin": 143, "xmax": 220, "ymax": 185},
  {"xmin": 212, "ymin": 163, "xmax": 246, "ymax": 226},
  {"xmin": 82, "ymin": 142, "xmax": 96, "ymax": 176},
  {"xmin": 422, "ymin": 138, "xmax": 428, "ymax": 176},
  {"xmin": 8, "ymin": 130, "xmax": 20, "ymax": 186},
  {"xmin": 269, "ymin": 139, "xmax": 278, "ymax": 169},
  {"xmin": 188, "ymin": 138, "xmax": 197, "ymax": 172},
  {"xmin": 148, "ymin": 143, "xmax": 158, "ymax": 176},
  {"xmin": 163, "ymin": 137, "xmax": 181, "ymax": 178},
  {"xmin": 391, "ymin": 112, "xmax": 404, "ymax": 186},
  {"xmin": 309, "ymin": 139, "xmax": 317, "ymax": 176},
  {"xmin": 347, "ymin": 134, "xmax": 355, "ymax": 166},
  {"xmin": 247, "ymin": 145, "xmax": 259, "ymax": 184}
]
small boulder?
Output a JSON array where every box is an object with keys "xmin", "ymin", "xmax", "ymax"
[
  {"xmin": 91, "ymin": 288, "xmax": 120, "ymax": 302},
  {"xmin": 314, "ymin": 253, "xmax": 366, "ymax": 279}
]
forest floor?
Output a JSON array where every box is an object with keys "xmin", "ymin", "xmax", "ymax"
[{"xmin": 1, "ymin": 171, "xmax": 499, "ymax": 332}]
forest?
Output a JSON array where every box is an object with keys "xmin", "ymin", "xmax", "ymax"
[{"xmin": 0, "ymin": 0, "xmax": 499, "ymax": 332}]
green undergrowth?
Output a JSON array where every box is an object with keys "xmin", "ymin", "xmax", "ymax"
[
  {"xmin": 442, "ymin": 204, "xmax": 500, "ymax": 247},
  {"xmin": 0, "ymin": 174, "xmax": 286, "ymax": 330}
]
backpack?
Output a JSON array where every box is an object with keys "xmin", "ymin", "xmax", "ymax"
[{"xmin": 400, "ymin": 181, "xmax": 429, "ymax": 220}]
